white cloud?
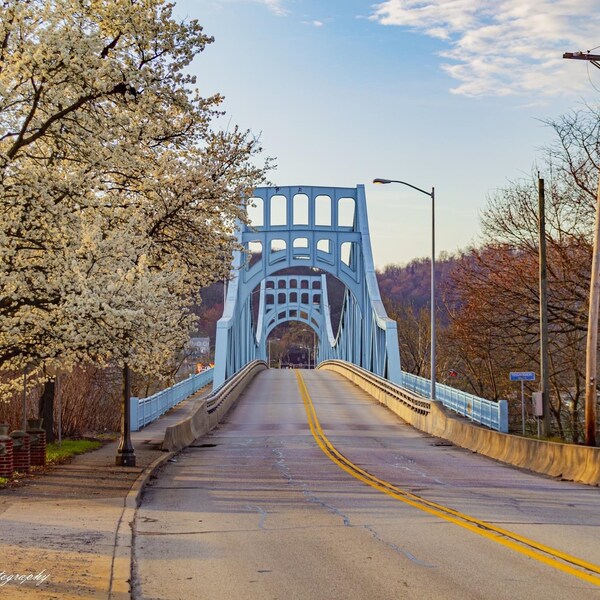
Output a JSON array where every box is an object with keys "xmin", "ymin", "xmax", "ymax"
[
  {"xmin": 209, "ymin": 0, "xmax": 289, "ymax": 16},
  {"xmin": 259, "ymin": 0, "xmax": 288, "ymax": 16},
  {"xmin": 302, "ymin": 19, "xmax": 324, "ymax": 27},
  {"xmin": 371, "ymin": 0, "xmax": 600, "ymax": 97}
]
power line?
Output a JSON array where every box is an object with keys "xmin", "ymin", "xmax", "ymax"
[{"xmin": 586, "ymin": 62, "xmax": 600, "ymax": 94}]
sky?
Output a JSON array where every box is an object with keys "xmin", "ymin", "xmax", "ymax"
[{"xmin": 173, "ymin": 0, "xmax": 600, "ymax": 268}]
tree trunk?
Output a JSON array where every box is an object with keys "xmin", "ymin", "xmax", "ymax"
[{"xmin": 39, "ymin": 379, "xmax": 55, "ymax": 443}]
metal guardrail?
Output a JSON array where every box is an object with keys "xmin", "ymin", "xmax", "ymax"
[
  {"xmin": 318, "ymin": 360, "xmax": 431, "ymax": 415},
  {"xmin": 319, "ymin": 360, "xmax": 507, "ymax": 433},
  {"xmin": 401, "ymin": 371, "xmax": 508, "ymax": 433},
  {"xmin": 206, "ymin": 360, "xmax": 268, "ymax": 415},
  {"xmin": 130, "ymin": 368, "xmax": 214, "ymax": 432}
]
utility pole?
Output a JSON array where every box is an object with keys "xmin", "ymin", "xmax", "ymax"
[
  {"xmin": 538, "ymin": 178, "xmax": 551, "ymax": 436},
  {"xmin": 585, "ymin": 181, "xmax": 600, "ymax": 447},
  {"xmin": 564, "ymin": 50, "xmax": 600, "ymax": 446}
]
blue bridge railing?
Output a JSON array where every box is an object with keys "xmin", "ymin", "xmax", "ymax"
[
  {"xmin": 401, "ymin": 371, "xmax": 508, "ymax": 433},
  {"xmin": 130, "ymin": 368, "xmax": 214, "ymax": 432}
]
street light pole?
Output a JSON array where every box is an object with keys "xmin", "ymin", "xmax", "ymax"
[
  {"xmin": 430, "ymin": 186, "xmax": 436, "ymax": 402},
  {"xmin": 300, "ymin": 328, "xmax": 317, "ymax": 369},
  {"xmin": 116, "ymin": 363, "xmax": 136, "ymax": 466},
  {"xmin": 268, "ymin": 338, "xmax": 280, "ymax": 368},
  {"xmin": 373, "ymin": 178, "xmax": 436, "ymax": 400}
]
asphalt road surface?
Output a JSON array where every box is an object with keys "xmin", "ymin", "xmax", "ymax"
[{"xmin": 134, "ymin": 369, "xmax": 600, "ymax": 600}]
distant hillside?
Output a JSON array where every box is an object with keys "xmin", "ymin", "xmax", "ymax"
[{"xmin": 377, "ymin": 253, "xmax": 458, "ymax": 310}]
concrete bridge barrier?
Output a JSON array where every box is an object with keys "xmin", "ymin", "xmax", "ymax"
[
  {"xmin": 320, "ymin": 360, "xmax": 600, "ymax": 486},
  {"xmin": 162, "ymin": 361, "xmax": 267, "ymax": 452}
]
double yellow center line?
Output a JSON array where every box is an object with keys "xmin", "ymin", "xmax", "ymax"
[{"xmin": 295, "ymin": 370, "xmax": 600, "ymax": 586}]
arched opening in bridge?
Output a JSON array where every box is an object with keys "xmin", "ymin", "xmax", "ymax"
[
  {"xmin": 270, "ymin": 194, "xmax": 287, "ymax": 226},
  {"xmin": 293, "ymin": 193, "xmax": 309, "ymax": 225},
  {"xmin": 247, "ymin": 241, "xmax": 263, "ymax": 268},
  {"xmin": 247, "ymin": 196, "xmax": 264, "ymax": 227},
  {"xmin": 266, "ymin": 323, "xmax": 319, "ymax": 369},
  {"xmin": 315, "ymin": 195, "xmax": 332, "ymax": 226},
  {"xmin": 338, "ymin": 196, "xmax": 355, "ymax": 227}
]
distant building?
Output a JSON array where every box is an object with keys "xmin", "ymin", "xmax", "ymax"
[{"xmin": 189, "ymin": 337, "xmax": 210, "ymax": 356}]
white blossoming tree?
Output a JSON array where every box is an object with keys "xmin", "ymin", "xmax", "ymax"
[{"xmin": 0, "ymin": 0, "xmax": 269, "ymax": 404}]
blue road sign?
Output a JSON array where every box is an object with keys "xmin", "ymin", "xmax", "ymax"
[{"xmin": 509, "ymin": 371, "xmax": 536, "ymax": 381}]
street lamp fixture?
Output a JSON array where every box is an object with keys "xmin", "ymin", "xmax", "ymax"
[{"xmin": 373, "ymin": 177, "xmax": 437, "ymax": 401}]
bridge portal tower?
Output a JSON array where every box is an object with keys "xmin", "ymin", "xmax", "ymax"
[{"xmin": 213, "ymin": 185, "xmax": 401, "ymax": 388}]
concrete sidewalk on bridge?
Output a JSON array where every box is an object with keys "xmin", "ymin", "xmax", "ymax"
[{"xmin": 0, "ymin": 386, "xmax": 211, "ymax": 600}]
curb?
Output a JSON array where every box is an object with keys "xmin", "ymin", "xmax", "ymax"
[{"xmin": 108, "ymin": 450, "xmax": 176, "ymax": 599}]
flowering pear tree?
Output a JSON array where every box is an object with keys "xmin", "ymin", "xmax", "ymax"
[{"xmin": 0, "ymin": 0, "xmax": 269, "ymax": 398}]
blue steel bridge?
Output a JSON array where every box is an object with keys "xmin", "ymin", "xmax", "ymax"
[
  {"xmin": 214, "ymin": 185, "xmax": 401, "ymax": 389},
  {"xmin": 209, "ymin": 184, "xmax": 506, "ymax": 433}
]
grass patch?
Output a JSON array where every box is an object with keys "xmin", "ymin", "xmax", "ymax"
[
  {"xmin": 46, "ymin": 439, "xmax": 102, "ymax": 465},
  {"xmin": 0, "ymin": 476, "xmax": 8, "ymax": 487}
]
